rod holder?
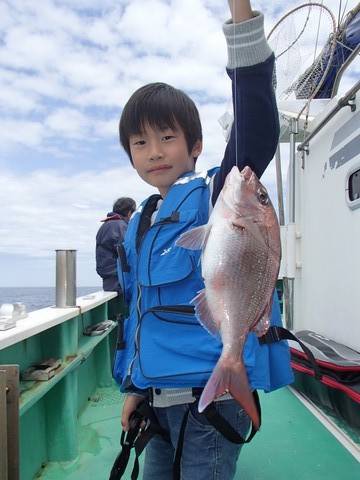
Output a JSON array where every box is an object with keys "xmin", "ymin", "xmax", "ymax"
[{"xmin": 55, "ymin": 250, "xmax": 77, "ymax": 308}]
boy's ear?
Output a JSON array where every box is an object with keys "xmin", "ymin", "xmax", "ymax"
[{"xmin": 191, "ymin": 139, "xmax": 203, "ymax": 159}]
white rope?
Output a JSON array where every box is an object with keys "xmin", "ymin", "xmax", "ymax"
[
  {"xmin": 338, "ymin": 0, "xmax": 343, "ymax": 27},
  {"xmin": 303, "ymin": 1, "xmax": 324, "ymax": 141},
  {"xmin": 340, "ymin": 0, "xmax": 349, "ymax": 25},
  {"xmin": 312, "ymin": 0, "xmax": 324, "ymax": 64}
]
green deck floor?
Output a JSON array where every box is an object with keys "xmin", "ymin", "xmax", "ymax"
[{"xmin": 39, "ymin": 386, "xmax": 360, "ymax": 480}]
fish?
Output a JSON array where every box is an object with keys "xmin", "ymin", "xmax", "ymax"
[{"xmin": 175, "ymin": 165, "xmax": 281, "ymax": 429}]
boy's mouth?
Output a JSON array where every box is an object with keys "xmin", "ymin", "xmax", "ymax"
[{"xmin": 148, "ymin": 164, "xmax": 172, "ymax": 173}]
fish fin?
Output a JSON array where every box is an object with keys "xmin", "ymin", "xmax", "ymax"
[
  {"xmin": 191, "ymin": 289, "xmax": 220, "ymax": 336},
  {"xmin": 252, "ymin": 300, "xmax": 272, "ymax": 337},
  {"xmin": 175, "ymin": 225, "xmax": 210, "ymax": 251},
  {"xmin": 198, "ymin": 356, "xmax": 260, "ymax": 430}
]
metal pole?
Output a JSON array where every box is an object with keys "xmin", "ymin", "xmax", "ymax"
[
  {"xmin": 285, "ymin": 117, "xmax": 299, "ymax": 330},
  {"xmin": 0, "ymin": 366, "xmax": 19, "ymax": 480},
  {"xmin": 275, "ymin": 144, "xmax": 291, "ymax": 326},
  {"xmin": 56, "ymin": 250, "xmax": 77, "ymax": 308},
  {"xmin": 289, "ymin": 118, "xmax": 298, "ymax": 224},
  {"xmin": 275, "ymin": 144, "xmax": 285, "ymax": 226}
]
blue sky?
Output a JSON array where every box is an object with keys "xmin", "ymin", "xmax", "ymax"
[{"xmin": 0, "ymin": 0, "xmax": 357, "ymax": 287}]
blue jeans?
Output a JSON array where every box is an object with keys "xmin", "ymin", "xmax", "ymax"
[{"xmin": 142, "ymin": 399, "xmax": 251, "ymax": 480}]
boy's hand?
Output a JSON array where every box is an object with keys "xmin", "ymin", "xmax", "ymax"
[
  {"xmin": 228, "ymin": 0, "xmax": 254, "ymax": 23},
  {"xmin": 121, "ymin": 394, "xmax": 146, "ymax": 432}
]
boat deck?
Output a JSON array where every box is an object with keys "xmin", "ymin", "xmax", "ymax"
[{"xmin": 39, "ymin": 385, "xmax": 360, "ymax": 480}]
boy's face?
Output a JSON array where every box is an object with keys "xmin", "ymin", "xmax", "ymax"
[{"xmin": 129, "ymin": 122, "xmax": 202, "ymax": 197}]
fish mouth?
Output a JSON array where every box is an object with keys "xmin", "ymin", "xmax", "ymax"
[{"xmin": 240, "ymin": 166, "xmax": 255, "ymax": 183}]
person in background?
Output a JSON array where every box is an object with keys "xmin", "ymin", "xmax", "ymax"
[{"xmin": 96, "ymin": 197, "xmax": 136, "ymax": 293}]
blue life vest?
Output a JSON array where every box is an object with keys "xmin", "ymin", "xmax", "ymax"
[{"xmin": 113, "ymin": 169, "xmax": 294, "ymax": 392}]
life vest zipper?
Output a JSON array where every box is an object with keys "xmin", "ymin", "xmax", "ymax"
[
  {"xmin": 128, "ymin": 214, "xmax": 171, "ymax": 377},
  {"xmin": 148, "ymin": 305, "xmax": 195, "ymax": 315},
  {"xmin": 130, "ymin": 222, "xmax": 194, "ymax": 375},
  {"xmin": 127, "ymin": 284, "xmax": 142, "ymax": 377}
]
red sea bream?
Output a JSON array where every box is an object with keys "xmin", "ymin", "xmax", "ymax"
[{"xmin": 176, "ymin": 166, "xmax": 281, "ymax": 429}]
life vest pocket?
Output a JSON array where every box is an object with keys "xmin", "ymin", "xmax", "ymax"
[
  {"xmin": 138, "ymin": 305, "xmax": 222, "ymax": 380},
  {"xmin": 137, "ymin": 209, "xmax": 202, "ymax": 287}
]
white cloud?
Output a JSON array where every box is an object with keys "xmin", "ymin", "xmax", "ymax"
[
  {"xmin": 197, "ymin": 102, "xmax": 230, "ymax": 169},
  {"xmin": 95, "ymin": 117, "xmax": 120, "ymax": 137},
  {"xmin": 0, "ymin": 166, "xmax": 154, "ymax": 259},
  {"xmin": 0, "ymin": 119, "xmax": 45, "ymax": 147},
  {"xmin": 0, "ymin": 86, "xmax": 39, "ymax": 114},
  {"xmin": 45, "ymin": 108, "xmax": 92, "ymax": 139}
]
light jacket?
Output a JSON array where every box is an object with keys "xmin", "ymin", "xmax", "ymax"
[{"xmin": 96, "ymin": 212, "xmax": 128, "ymax": 292}]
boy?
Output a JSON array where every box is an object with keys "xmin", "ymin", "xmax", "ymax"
[{"xmin": 114, "ymin": 1, "xmax": 294, "ymax": 479}]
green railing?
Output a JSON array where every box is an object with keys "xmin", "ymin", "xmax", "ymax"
[{"xmin": 0, "ymin": 292, "xmax": 122, "ymax": 480}]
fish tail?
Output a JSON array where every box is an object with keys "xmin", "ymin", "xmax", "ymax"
[{"xmin": 198, "ymin": 356, "xmax": 260, "ymax": 430}]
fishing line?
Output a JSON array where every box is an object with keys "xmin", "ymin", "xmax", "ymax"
[{"xmin": 232, "ymin": 0, "xmax": 238, "ymax": 169}]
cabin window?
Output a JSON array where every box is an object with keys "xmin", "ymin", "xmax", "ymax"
[{"xmin": 349, "ymin": 169, "xmax": 360, "ymax": 201}]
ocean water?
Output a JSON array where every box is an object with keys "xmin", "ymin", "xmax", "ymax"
[{"xmin": 0, "ymin": 287, "xmax": 101, "ymax": 313}]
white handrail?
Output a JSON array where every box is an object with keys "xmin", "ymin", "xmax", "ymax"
[{"xmin": 0, "ymin": 291, "xmax": 117, "ymax": 351}]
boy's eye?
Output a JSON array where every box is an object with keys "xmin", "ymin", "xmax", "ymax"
[
  {"xmin": 133, "ymin": 140, "xmax": 145, "ymax": 146},
  {"xmin": 162, "ymin": 135, "xmax": 175, "ymax": 141}
]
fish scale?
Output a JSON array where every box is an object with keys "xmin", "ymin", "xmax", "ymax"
[{"xmin": 205, "ymin": 226, "xmax": 271, "ymax": 335}]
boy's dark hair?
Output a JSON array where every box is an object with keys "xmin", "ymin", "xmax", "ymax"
[
  {"xmin": 113, "ymin": 197, "xmax": 136, "ymax": 217},
  {"xmin": 119, "ymin": 82, "xmax": 202, "ymax": 164}
]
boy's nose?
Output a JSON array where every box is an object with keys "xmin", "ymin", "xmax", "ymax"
[{"xmin": 149, "ymin": 141, "xmax": 163, "ymax": 161}]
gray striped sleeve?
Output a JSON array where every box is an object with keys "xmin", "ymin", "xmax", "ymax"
[{"xmin": 223, "ymin": 11, "xmax": 273, "ymax": 68}]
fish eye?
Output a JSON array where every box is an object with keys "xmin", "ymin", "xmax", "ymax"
[{"xmin": 257, "ymin": 188, "xmax": 269, "ymax": 205}]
